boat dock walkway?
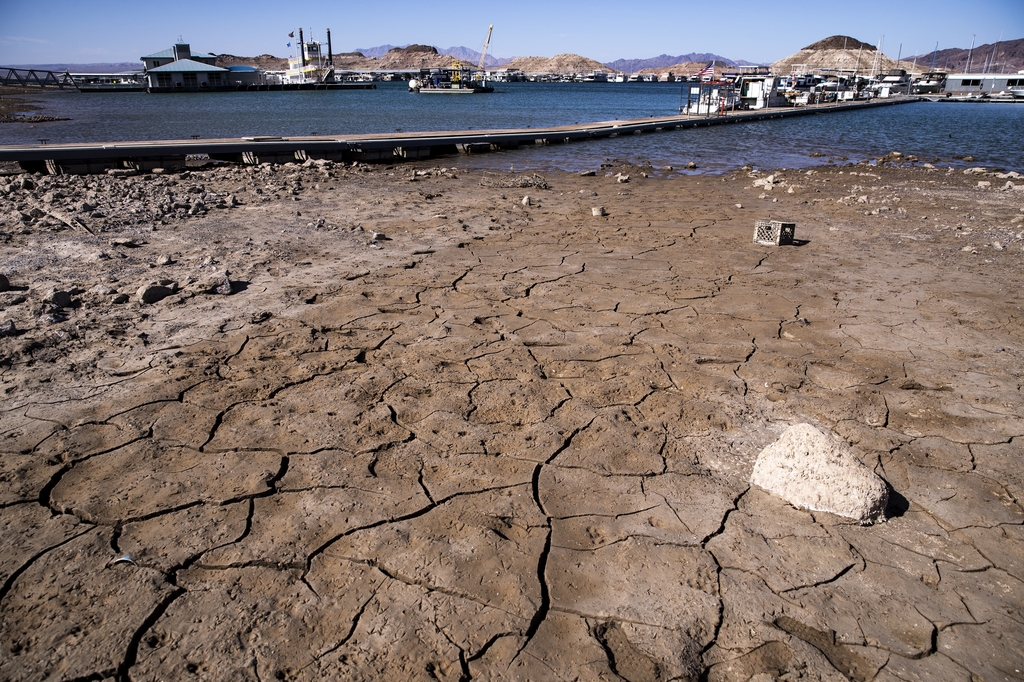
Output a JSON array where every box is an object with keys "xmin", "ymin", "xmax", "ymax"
[{"xmin": 0, "ymin": 97, "xmax": 919, "ymax": 175}]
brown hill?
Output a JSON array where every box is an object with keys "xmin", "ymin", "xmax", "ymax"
[
  {"xmin": 638, "ymin": 62, "xmax": 725, "ymax": 78},
  {"xmin": 502, "ymin": 53, "xmax": 610, "ymax": 74},
  {"xmin": 501, "ymin": 52, "xmax": 606, "ymax": 73},
  {"xmin": 771, "ymin": 35, "xmax": 899, "ymax": 75},
  {"xmin": 906, "ymin": 38, "xmax": 1024, "ymax": 73},
  {"xmin": 216, "ymin": 54, "xmax": 287, "ymax": 70}
]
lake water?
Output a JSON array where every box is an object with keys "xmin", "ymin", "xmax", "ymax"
[{"xmin": 3, "ymin": 81, "xmax": 1022, "ymax": 173}]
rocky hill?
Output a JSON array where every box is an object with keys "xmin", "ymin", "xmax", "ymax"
[
  {"xmin": 771, "ymin": 35, "xmax": 899, "ymax": 75},
  {"xmin": 502, "ymin": 53, "xmax": 610, "ymax": 74},
  {"xmin": 638, "ymin": 61, "xmax": 728, "ymax": 78},
  {"xmin": 905, "ymin": 38, "xmax": 1024, "ymax": 73},
  {"xmin": 215, "ymin": 54, "xmax": 287, "ymax": 70}
]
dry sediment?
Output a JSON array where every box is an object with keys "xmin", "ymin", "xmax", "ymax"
[{"xmin": 1, "ymin": 156, "xmax": 1023, "ymax": 680}]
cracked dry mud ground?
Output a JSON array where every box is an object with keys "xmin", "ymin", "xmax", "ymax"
[{"xmin": 1, "ymin": 158, "xmax": 1023, "ymax": 681}]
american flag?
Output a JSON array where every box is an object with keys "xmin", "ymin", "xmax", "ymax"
[{"xmin": 694, "ymin": 62, "xmax": 715, "ymax": 78}]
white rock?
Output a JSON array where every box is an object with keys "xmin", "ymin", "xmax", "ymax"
[
  {"xmin": 592, "ymin": 206, "xmax": 606, "ymax": 217},
  {"xmin": 750, "ymin": 423, "xmax": 888, "ymax": 524}
]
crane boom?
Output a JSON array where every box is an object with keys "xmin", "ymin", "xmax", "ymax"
[{"xmin": 478, "ymin": 25, "xmax": 493, "ymax": 71}]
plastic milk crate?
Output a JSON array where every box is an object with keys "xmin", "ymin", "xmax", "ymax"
[{"xmin": 753, "ymin": 220, "xmax": 796, "ymax": 246}]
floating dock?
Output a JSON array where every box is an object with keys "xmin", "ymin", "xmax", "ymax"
[{"xmin": 0, "ymin": 98, "xmax": 919, "ymax": 175}]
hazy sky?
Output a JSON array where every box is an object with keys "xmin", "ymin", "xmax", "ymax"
[{"xmin": 1, "ymin": 0, "xmax": 1021, "ymax": 66}]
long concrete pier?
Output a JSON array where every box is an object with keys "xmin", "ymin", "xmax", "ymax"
[{"xmin": 0, "ymin": 97, "xmax": 919, "ymax": 174}]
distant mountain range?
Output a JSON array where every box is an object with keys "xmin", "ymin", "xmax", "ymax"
[
  {"xmin": 603, "ymin": 53, "xmax": 762, "ymax": 73},
  {"xmin": 5, "ymin": 62, "xmax": 142, "ymax": 73},
  {"xmin": 351, "ymin": 47, "xmax": 761, "ymax": 72},
  {"xmin": 354, "ymin": 45, "xmax": 512, "ymax": 67}
]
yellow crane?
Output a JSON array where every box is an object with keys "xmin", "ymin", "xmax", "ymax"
[{"xmin": 478, "ymin": 25, "xmax": 494, "ymax": 72}]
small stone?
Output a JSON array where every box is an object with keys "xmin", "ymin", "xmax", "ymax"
[
  {"xmin": 992, "ymin": 241, "xmax": 1004, "ymax": 251},
  {"xmin": 20, "ymin": 177, "xmax": 34, "ymax": 190},
  {"xmin": 112, "ymin": 293, "xmax": 130, "ymax": 304},
  {"xmin": 521, "ymin": 196, "xmax": 532, "ymax": 206},
  {"xmin": 751, "ymin": 423, "xmax": 889, "ymax": 524},
  {"xmin": 0, "ymin": 273, "xmax": 9, "ymax": 292},
  {"xmin": 977, "ymin": 181, "xmax": 991, "ymax": 188},
  {"xmin": 686, "ymin": 162, "xmax": 697, "ymax": 169},
  {"xmin": 735, "ymin": 204, "xmax": 742, "ymax": 209},
  {"xmin": 579, "ymin": 170, "xmax": 596, "ymax": 177},
  {"xmin": 156, "ymin": 254, "xmax": 174, "ymax": 266},
  {"xmin": 616, "ymin": 174, "xmax": 630, "ymax": 183},
  {"xmin": 371, "ymin": 231, "xmax": 387, "ymax": 241},
  {"xmin": 592, "ymin": 207, "xmax": 607, "ymax": 217},
  {"xmin": 0, "ymin": 320, "xmax": 17, "ymax": 337}
]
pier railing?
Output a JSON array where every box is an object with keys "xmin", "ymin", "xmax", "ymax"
[{"xmin": 0, "ymin": 67, "xmax": 77, "ymax": 89}]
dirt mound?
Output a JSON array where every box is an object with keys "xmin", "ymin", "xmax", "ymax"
[{"xmin": 503, "ymin": 53, "xmax": 610, "ymax": 74}]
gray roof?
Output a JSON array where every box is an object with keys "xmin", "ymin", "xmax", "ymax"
[
  {"xmin": 147, "ymin": 59, "xmax": 228, "ymax": 73},
  {"xmin": 142, "ymin": 48, "xmax": 216, "ymax": 60}
]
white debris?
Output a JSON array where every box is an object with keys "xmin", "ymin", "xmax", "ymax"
[{"xmin": 750, "ymin": 423, "xmax": 889, "ymax": 524}]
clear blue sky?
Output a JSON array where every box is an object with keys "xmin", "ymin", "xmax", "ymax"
[{"xmin": 1, "ymin": 0, "xmax": 1021, "ymax": 66}]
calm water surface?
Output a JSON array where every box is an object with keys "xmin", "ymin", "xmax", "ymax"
[{"xmin": 3, "ymin": 81, "xmax": 1022, "ymax": 173}]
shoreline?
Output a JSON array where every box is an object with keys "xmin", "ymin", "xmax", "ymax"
[{"xmin": 1, "ymin": 160, "xmax": 1023, "ymax": 679}]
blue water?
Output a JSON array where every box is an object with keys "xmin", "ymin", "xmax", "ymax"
[{"xmin": 3, "ymin": 81, "xmax": 1022, "ymax": 173}]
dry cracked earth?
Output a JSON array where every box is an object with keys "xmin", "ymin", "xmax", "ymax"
[{"xmin": 1, "ymin": 156, "xmax": 1023, "ymax": 681}]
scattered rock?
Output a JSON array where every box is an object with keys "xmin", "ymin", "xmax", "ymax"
[
  {"xmin": 616, "ymin": 174, "xmax": 630, "ymax": 183},
  {"xmin": 0, "ymin": 320, "xmax": 17, "ymax": 337},
  {"xmin": 0, "ymin": 273, "xmax": 10, "ymax": 292},
  {"xmin": 977, "ymin": 181, "xmax": 991, "ymax": 188},
  {"xmin": 136, "ymin": 282, "xmax": 178, "ymax": 304},
  {"xmin": 521, "ymin": 196, "xmax": 532, "ymax": 206},
  {"xmin": 750, "ymin": 423, "xmax": 889, "ymax": 524},
  {"xmin": 579, "ymin": 170, "xmax": 596, "ymax": 177},
  {"xmin": 592, "ymin": 206, "xmax": 607, "ymax": 217},
  {"xmin": 43, "ymin": 289, "xmax": 74, "ymax": 309},
  {"xmin": 686, "ymin": 162, "xmax": 697, "ymax": 169}
]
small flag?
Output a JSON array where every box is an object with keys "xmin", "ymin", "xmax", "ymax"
[
  {"xmin": 694, "ymin": 62, "xmax": 715, "ymax": 78},
  {"xmin": 288, "ymin": 32, "xmax": 295, "ymax": 38}
]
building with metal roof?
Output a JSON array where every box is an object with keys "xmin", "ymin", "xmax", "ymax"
[
  {"xmin": 141, "ymin": 44, "xmax": 217, "ymax": 71},
  {"xmin": 145, "ymin": 58, "xmax": 231, "ymax": 92}
]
